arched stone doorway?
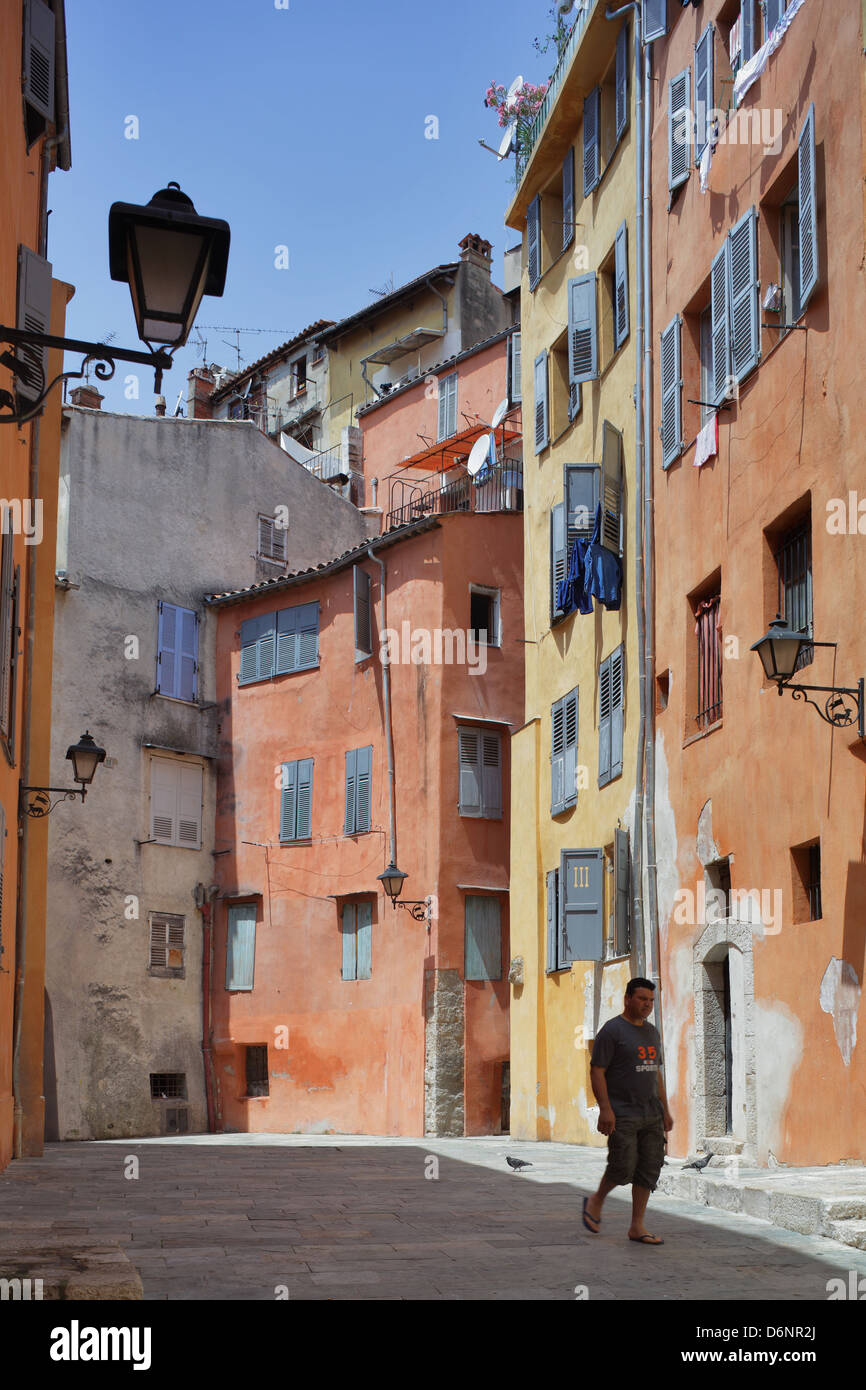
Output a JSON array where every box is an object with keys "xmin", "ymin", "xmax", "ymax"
[{"xmin": 693, "ymin": 921, "xmax": 757, "ymax": 1162}]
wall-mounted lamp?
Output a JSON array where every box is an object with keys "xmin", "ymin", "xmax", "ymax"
[
  {"xmin": 750, "ymin": 617, "xmax": 865, "ymax": 738},
  {"xmin": 19, "ymin": 730, "xmax": 107, "ymax": 819},
  {"xmin": 377, "ymin": 862, "xmax": 431, "ymax": 923}
]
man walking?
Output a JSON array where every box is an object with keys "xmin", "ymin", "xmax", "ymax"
[{"xmin": 583, "ymin": 977, "xmax": 673, "ymax": 1245}]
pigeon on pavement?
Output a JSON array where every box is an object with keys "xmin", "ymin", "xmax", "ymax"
[
  {"xmin": 682, "ymin": 1151, "xmax": 712, "ymax": 1171},
  {"xmin": 506, "ymin": 1156, "xmax": 533, "ymax": 1171}
]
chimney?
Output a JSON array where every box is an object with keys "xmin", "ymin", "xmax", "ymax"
[
  {"xmin": 154, "ymin": 396, "xmax": 167, "ymax": 417},
  {"xmin": 458, "ymin": 233, "xmax": 493, "ymax": 277},
  {"xmin": 187, "ymin": 365, "xmax": 216, "ymax": 419},
  {"xmin": 69, "ymin": 384, "xmax": 103, "ymax": 410}
]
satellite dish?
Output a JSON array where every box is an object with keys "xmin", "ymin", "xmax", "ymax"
[
  {"xmin": 506, "ymin": 75, "xmax": 524, "ymax": 111},
  {"xmin": 498, "ymin": 123, "xmax": 516, "ymax": 159},
  {"xmin": 491, "ymin": 398, "xmax": 509, "ymax": 429},
  {"xmin": 467, "ymin": 434, "xmax": 491, "ymax": 477}
]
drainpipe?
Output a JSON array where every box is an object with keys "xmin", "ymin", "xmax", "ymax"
[
  {"xmin": 367, "ymin": 546, "xmax": 397, "ymax": 867},
  {"xmin": 198, "ymin": 883, "xmax": 219, "ymax": 1132}
]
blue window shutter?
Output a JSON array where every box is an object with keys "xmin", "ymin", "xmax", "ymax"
[
  {"xmin": 481, "ymin": 733, "xmax": 502, "ymax": 818},
  {"xmin": 276, "ymin": 606, "xmax": 298, "ymax": 673},
  {"xmin": 297, "ymin": 602, "xmax": 319, "ymax": 671},
  {"xmin": 226, "ymin": 905, "xmax": 256, "ymax": 990},
  {"xmin": 562, "ymin": 150, "xmax": 574, "ymax": 251},
  {"xmin": 614, "ymin": 221, "xmax": 629, "ymax": 350},
  {"xmin": 551, "ymin": 697, "xmax": 565, "ymax": 815},
  {"xmin": 458, "ymin": 728, "xmax": 482, "ymax": 816},
  {"xmin": 711, "ymin": 241, "xmax": 731, "ymax": 405},
  {"xmin": 534, "ymin": 351, "xmax": 549, "ymax": 454},
  {"xmin": 23, "ymin": 0, "xmax": 56, "ymax": 127},
  {"xmin": 560, "ymin": 848, "xmax": 604, "ymax": 963},
  {"xmin": 601, "ymin": 421, "xmax": 623, "ymax": 554},
  {"xmin": 551, "ymin": 503, "xmax": 567, "ymax": 621},
  {"xmin": 296, "ymin": 757, "xmax": 313, "ymax": 838},
  {"xmin": 354, "ymin": 566, "xmax": 372, "ymax": 660},
  {"xmin": 614, "ymin": 826, "xmax": 630, "ymax": 955},
  {"xmin": 615, "ymin": 23, "xmax": 628, "ymax": 143},
  {"xmin": 546, "ymin": 870, "xmax": 558, "ymax": 972},
  {"xmin": 569, "ymin": 380, "xmax": 582, "ymax": 422},
  {"xmin": 157, "ymin": 602, "xmax": 177, "ymax": 697},
  {"xmin": 356, "ymin": 901, "xmax": 372, "ymax": 979},
  {"xmin": 437, "ymin": 379, "xmax": 447, "ymax": 439},
  {"xmin": 798, "ymin": 103, "xmax": 818, "ymax": 310},
  {"xmin": 660, "ymin": 315, "xmax": 682, "ymax": 467},
  {"xmin": 280, "ymin": 761, "xmax": 297, "ymax": 840},
  {"xmin": 610, "ymin": 645, "xmax": 624, "ymax": 780},
  {"xmin": 694, "ymin": 24, "xmax": 714, "ymax": 167},
  {"xmin": 464, "ymin": 896, "xmax": 502, "ymax": 981},
  {"xmin": 668, "ymin": 68, "xmax": 691, "ymax": 191},
  {"xmin": 729, "ymin": 208, "xmax": 760, "ymax": 383},
  {"xmin": 598, "ymin": 655, "xmax": 612, "ymax": 786},
  {"xmin": 565, "ymin": 463, "xmax": 600, "ymax": 552},
  {"xmin": 240, "ymin": 612, "xmax": 275, "ymax": 683},
  {"xmin": 510, "ymin": 331, "xmax": 522, "ymax": 403},
  {"xmin": 741, "ymin": 0, "xmax": 755, "ymax": 63},
  {"xmin": 528, "ymin": 196, "xmax": 541, "ymax": 290},
  {"xmin": 178, "ymin": 607, "xmax": 197, "ymax": 702},
  {"xmin": 642, "ymin": 0, "xmax": 667, "ymax": 43},
  {"xmin": 563, "ymin": 689, "xmax": 578, "ymax": 809},
  {"xmin": 344, "ymin": 748, "xmax": 357, "ymax": 834},
  {"xmin": 568, "ymin": 274, "xmax": 598, "ymax": 384},
  {"xmin": 765, "ymin": 0, "xmax": 784, "ymax": 36},
  {"xmin": 583, "ymin": 87, "xmax": 600, "ymax": 196},
  {"xmin": 356, "ymin": 745, "xmax": 372, "ymax": 832},
  {"xmin": 239, "ymin": 616, "xmax": 258, "ymax": 684},
  {"xmin": 341, "ymin": 902, "xmax": 356, "ymax": 980}
]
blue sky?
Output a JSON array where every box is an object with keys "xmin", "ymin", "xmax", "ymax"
[{"xmin": 48, "ymin": 0, "xmax": 558, "ymax": 414}]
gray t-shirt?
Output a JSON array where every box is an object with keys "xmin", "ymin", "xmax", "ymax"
[{"xmin": 591, "ymin": 1015, "xmax": 663, "ymax": 1117}]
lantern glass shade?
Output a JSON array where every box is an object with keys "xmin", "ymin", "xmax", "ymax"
[
  {"xmin": 109, "ymin": 183, "xmax": 230, "ymax": 349},
  {"xmin": 750, "ymin": 617, "xmax": 806, "ymax": 681},
  {"xmin": 65, "ymin": 730, "xmax": 106, "ymax": 786},
  {"xmin": 377, "ymin": 863, "xmax": 408, "ymax": 903}
]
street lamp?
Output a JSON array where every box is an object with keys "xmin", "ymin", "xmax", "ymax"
[
  {"xmin": 750, "ymin": 616, "xmax": 865, "ymax": 738},
  {"xmin": 20, "ymin": 729, "xmax": 107, "ymax": 819},
  {"xmin": 377, "ymin": 862, "xmax": 430, "ymax": 922},
  {"xmin": 0, "ymin": 182, "xmax": 230, "ymax": 426}
]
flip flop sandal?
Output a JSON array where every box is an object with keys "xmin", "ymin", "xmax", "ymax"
[
  {"xmin": 582, "ymin": 1197, "xmax": 601, "ymax": 1233},
  {"xmin": 628, "ymin": 1234, "xmax": 665, "ymax": 1245}
]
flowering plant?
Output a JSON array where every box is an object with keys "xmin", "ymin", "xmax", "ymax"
[{"xmin": 484, "ymin": 81, "xmax": 549, "ymax": 179}]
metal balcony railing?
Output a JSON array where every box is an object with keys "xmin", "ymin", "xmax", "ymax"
[
  {"xmin": 517, "ymin": 5, "xmax": 591, "ymax": 182},
  {"xmin": 386, "ymin": 459, "xmax": 523, "ymax": 530}
]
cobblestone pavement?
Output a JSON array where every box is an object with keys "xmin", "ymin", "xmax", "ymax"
[{"xmin": 2, "ymin": 1134, "xmax": 865, "ymax": 1301}]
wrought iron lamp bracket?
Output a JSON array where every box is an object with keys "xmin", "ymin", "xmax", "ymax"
[
  {"xmin": 0, "ymin": 326, "xmax": 174, "ymax": 426},
  {"xmin": 395, "ymin": 898, "xmax": 432, "ymax": 924},
  {"xmin": 780, "ymin": 676, "xmax": 865, "ymax": 738},
  {"xmin": 19, "ymin": 785, "xmax": 87, "ymax": 820}
]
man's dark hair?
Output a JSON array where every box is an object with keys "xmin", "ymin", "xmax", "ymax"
[{"xmin": 625, "ymin": 977, "xmax": 656, "ymax": 997}]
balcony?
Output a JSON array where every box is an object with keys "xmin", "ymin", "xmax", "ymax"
[
  {"xmin": 517, "ymin": 3, "xmax": 593, "ymax": 181},
  {"xmin": 275, "ymin": 381, "xmax": 320, "ymax": 435},
  {"xmin": 386, "ymin": 458, "xmax": 523, "ymax": 530}
]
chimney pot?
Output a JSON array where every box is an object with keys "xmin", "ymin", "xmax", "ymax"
[{"xmin": 69, "ymin": 385, "xmax": 104, "ymax": 410}]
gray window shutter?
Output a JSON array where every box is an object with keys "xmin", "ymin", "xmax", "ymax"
[
  {"xmin": 150, "ymin": 759, "xmax": 177, "ymax": 843},
  {"xmin": 551, "ymin": 697, "xmax": 565, "ymax": 815},
  {"xmin": 465, "ymin": 896, "xmax": 502, "ymax": 981},
  {"xmin": 694, "ymin": 25, "xmax": 714, "ymax": 166},
  {"xmin": 568, "ymin": 380, "xmax": 582, "ymax": 422},
  {"xmin": 356, "ymin": 901, "xmax": 372, "ymax": 979},
  {"xmin": 157, "ymin": 601, "xmax": 177, "ymax": 697},
  {"xmin": 226, "ymin": 905, "xmax": 256, "ymax": 991},
  {"xmin": 765, "ymin": 0, "xmax": 784, "ymax": 35},
  {"xmin": 276, "ymin": 602, "xmax": 318, "ymax": 675},
  {"xmin": 178, "ymin": 764, "xmax": 202, "ymax": 848},
  {"xmin": 297, "ymin": 602, "xmax": 319, "ymax": 671},
  {"xmin": 614, "ymin": 827, "xmax": 630, "ymax": 955},
  {"xmin": 598, "ymin": 654, "xmax": 612, "ymax": 786},
  {"xmin": 356, "ymin": 745, "xmax": 372, "ymax": 831},
  {"xmin": 560, "ymin": 848, "xmax": 604, "ymax": 963},
  {"xmin": 601, "ymin": 421, "xmax": 623, "ymax": 554},
  {"xmin": 615, "ymin": 23, "xmax": 628, "ymax": 143},
  {"xmin": 568, "ymin": 274, "xmax": 598, "ymax": 384},
  {"xmin": 534, "ymin": 351, "xmax": 549, "ymax": 454},
  {"xmin": 510, "ymin": 331, "xmax": 522, "ymax": 403},
  {"xmin": 344, "ymin": 748, "xmax": 357, "ymax": 834},
  {"xmin": 798, "ymin": 103, "xmax": 818, "ymax": 310},
  {"xmin": 741, "ymin": 0, "xmax": 755, "ymax": 63},
  {"xmin": 341, "ymin": 902, "xmax": 357, "ymax": 980},
  {"xmin": 660, "ymin": 316, "xmax": 682, "ymax": 468},
  {"xmin": 562, "ymin": 150, "xmax": 574, "ymax": 251},
  {"xmin": 729, "ymin": 207, "xmax": 760, "ymax": 382},
  {"xmin": 280, "ymin": 761, "xmax": 297, "ymax": 840},
  {"xmin": 240, "ymin": 612, "xmax": 275, "ymax": 684},
  {"xmin": 16, "ymin": 246, "xmax": 52, "ymax": 402},
  {"xmin": 437, "ymin": 372, "xmax": 457, "ymax": 440},
  {"xmin": 642, "ymin": 0, "xmax": 668, "ymax": 42},
  {"xmin": 610, "ymin": 644, "xmax": 624, "ymax": 779},
  {"xmin": 354, "ymin": 566, "xmax": 372, "ymax": 660},
  {"xmin": 711, "ymin": 241, "xmax": 731, "ymax": 405},
  {"xmin": 562, "ymin": 689, "xmax": 578, "ymax": 811},
  {"xmin": 551, "ymin": 503, "xmax": 567, "ymax": 621},
  {"xmin": 565, "ymin": 463, "xmax": 600, "ymax": 552},
  {"xmin": 668, "ymin": 68, "xmax": 691, "ymax": 192},
  {"xmin": 546, "ymin": 870, "xmax": 559, "ymax": 972},
  {"xmin": 178, "ymin": 608, "xmax": 198, "ymax": 702},
  {"xmin": 481, "ymin": 733, "xmax": 502, "ymax": 818},
  {"xmin": 614, "ymin": 221, "xmax": 629, "ymax": 351},
  {"xmin": 458, "ymin": 728, "xmax": 482, "ymax": 815},
  {"xmin": 528, "ymin": 196, "xmax": 541, "ymax": 290},
  {"xmin": 23, "ymin": 0, "xmax": 55, "ymax": 127},
  {"xmin": 583, "ymin": 87, "xmax": 601, "ymax": 197},
  {"xmin": 296, "ymin": 758, "xmax": 313, "ymax": 838}
]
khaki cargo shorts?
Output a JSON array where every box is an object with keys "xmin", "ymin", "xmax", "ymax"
[{"xmin": 603, "ymin": 1109, "xmax": 666, "ymax": 1190}]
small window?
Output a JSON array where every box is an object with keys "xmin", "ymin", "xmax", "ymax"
[
  {"xmin": 148, "ymin": 913, "xmax": 185, "ymax": 978},
  {"xmin": 458, "ymin": 727, "xmax": 502, "ymax": 818},
  {"xmin": 550, "ymin": 330, "xmax": 579, "ymax": 437},
  {"xmin": 691, "ymin": 589, "xmax": 723, "ymax": 732},
  {"xmin": 341, "ymin": 901, "xmax": 372, "ymax": 980},
  {"xmin": 792, "ymin": 841, "xmax": 822, "ymax": 923},
  {"xmin": 258, "ymin": 514, "xmax": 288, "ymax": 563},
  {"xmin": 464, "ymin": 896, "xmax": 502, "ymax": 981},
  {"xmin": 226, "ymin": 903, "xmax": 257, "ymax": 991},
  {"xmin": 469, "ymin": 586, "xmax": 500, "ymax": 647},
  {"xmin": 150, "ymin": 1073, "xmax": 186, "ymax": 1100},
  {"xmin": 245, "ymin": 1045, "xmax": 269, "ymax": 1097},
  {"xmin": 775, "ymin": 517, "xmax": 813, "ymax": 670},
  {"xmin": 437, "ymin": 372, "xmax": 458, "ymax": 441},
  {"xmin": 150, "ymin": 758, "xmax": 203, "ymax": 849},
  {"xmin": 656, "ymin": 669, "xmax": 670, "ymax": 713},
  {"xmin": 239, "ymin": 602, "xmax": 319, "ymax": 684},
  {"xmin": 156, "ymin": 602, "xmax": 198, "ymax": 702},
  {"xmin": 779, "ymin": 192, "xmax": 801, "ymax": 328},
  {"xmin": 605, "ymin": 830, "xmax": 631, "ymax": 958},
  {"xmin": 291, "ymin": 357, "xmax": 307, "ymax": 396}
]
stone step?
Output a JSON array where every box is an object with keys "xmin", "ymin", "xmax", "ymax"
[{"xmin": 822, "ymin": 1220, "xmax": 866, "ymax": 1251}]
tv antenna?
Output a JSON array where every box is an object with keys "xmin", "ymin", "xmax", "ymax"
[{"xmin": 369, "ymin": 273, "xmax": 396, "ymax": 298}]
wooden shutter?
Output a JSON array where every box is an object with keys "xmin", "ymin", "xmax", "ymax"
[
  {"xmin": 258, "ymin": 515, "xmax": 275, "ymax": 557},
  {"xmin": 614, "ymin": 827, "xmax": 630, "ymax": 956},
  {"xmin": 276, "ymin": 602, "xmax": 318, "ymax": 674},
  {"xmin": 178, "ymin": 608, "xmax": 197, "ymax": 702},
  {"xmin": 510, "ymin": 331, "xmax": 522, "ymax": 403},
  {"xmin": 296, "ymin": 758, "xmax": 313, "ymax": 838},
  {"xmin": 694, "ymin": 24, "xmax": 714, "ymax": 166},
  {"xmin": 178, "ymin": 764, "xmax": 202, "ymax": 848},
  {"xmin": 551, "ymin": 697, "xmax": 566, "ymax": 814},
  {"xmin": 660, "ymin": 315, "xmax": 682, "ymax": 468},
  {"xmin": 23, "ymin": 0, "xmax": 55, "ymax": 127},
  {"xmin": 601, "ymin": 421, "xmax": 623, "ymax": 553},
  {"xmin": 356, "ymin": 901, "xmax": 372, "ymax": 979},
  {"xmin": 565, "ymin": 463, "xmax": 600, "ymax": 551},
  {"xmin": 610, "ymin": 644, "xmax": 624, "ymax": 779},
  {"xmin": 668, "ymin": 68, "xmax": 691, "ymax": 191},
  {"xmin": 481, "ymin": 733, "xmax": 502, "ymax": 818},
  {"xmin": 226, "ymin": 905, "xmax": 256, "ymax": 990},
  {"xmin": 583, "ymin": 87, "xmax": 600, "ymax": 196},
  {"xmin": 157, "ymin": 603, "xmax": 178, "ymax": 697},
  {"xmin": 568, "ymin": 274, "xmax": 598, "ymax": 384},
  {"xmin": 569, "ymin": 380, "xmax": 581, "ymax": 422},
  {"xmin": 458, "ymin": 728, "xmax": 482, "ymax": 816},
  {"xmin": 354, "ymin": 566, "xmax": 372, "ymax": 660},
  {"xmin": 151, "ymin": 759, "xmax": 177, "ymax": 843},
  {"xmin": 533, "ymin": 351, "xmax": 549, "ymax": 454},
  {"xmin": 341, "ymin": 902, "xmax": 356, "ymax": 980},
  {"xmin": 642, "ymin": 0, "xmax": 668, "ymax": 42},
  {"xmin": 0, "ymin": 512, "xmax": 14, "ymax": 736},
  {"xmin": 562, "ymin": 150, "xmax": 574, "ymax": 251},
  {"xmin": 464, "ymin": 896, "xmax": 502, "ymax": 981},
  {"xmin": 798, "ymin": 104, "xmax": 818, "ymax": 310},
  {"xmin": 344, "ymin": 748, "xmax": 357, "ymax": 834},
  {"xmin": 614, "ymin": 221, "xmax": 629, "ymax": 350},
  {"xmin": 239, "ymin": 613, "xmax": 275, "ymax": 684},
  {"xmin": 729, "ymin": 208, "xmax": 760, "ymax": 382},
  {"xmin": 150, "ymin": 917, "xmax": 168, "ymax": 969},
  {"xmin": 551, "ymin": 503, "xmax": 567, "ymax": 621},
  {"xmin": 528, "ymin": 196, "xmax": 541, "ymax": 290},
  {"xmin": 615, "ymin": 23, "xmax": 628, "ymax": 142},
  {"xmin": 280, "ymin": 761, "xmax": 297, "ymax": 840},
  {"xmin": 741, "ymin": 0, "xmax": 755, "ymax": 63},
  {"xmin": 711, "ymin": 242, "xmax": 731, "ymax": 405},
  {"xmin": 346, "ymin": 745, "xmax": 372, "ymax": 833},
  {"xmin": 560, "ymin": 847, "xmax": 604, "ymax": 963},
  {"xmin": 297, "ymin": 603, "xmax": 320, "ymax": 672},
  {"xmin": 16, "ymin": 246, "xmax": 52, "ymax": 402},
  {"xmin": 598, "ymin": 655, "xmax": 612, "ymax": 786},
  {"xmin": 546, "ymin": 870, "xmax": 559, "ymax": 972},
  {"xmin": 563, "ymin": 689, "xmax": 578, "ymax": 809}
]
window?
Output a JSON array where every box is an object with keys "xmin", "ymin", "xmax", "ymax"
[
  {"xmin": 583, "ymin": 87, "xmax": 601, "ymax": 196},
  {"xmin": 562, "ymin": 148, "xmax": 574, "ymax": 252},
  {"xmin": 613, "ymin": 222, "xmax": 629, "ymax": 352},
  {"xmin": 228, "ymin": 398, "xmax": 248, "ymax": 421},
  {"xmin": 23, "ymin": 0, "xmax": 55, "ymax": 149},
  {"xmin": 598, "ymin": 645, "xmax": 624, "ymax": 786},
  {"xmin": 464, "ymin": 896, "xmax": 502, "ymax": 981},
  {"xmin": 546, "ymin": 868, "xmax": 563, "ymax": 971},
  {"xmin": 353, "ymin": 566, "xmax": 372, "ymax": 661},
  {"xmin": 533, "ymin": 351, "xmax": 549, "ymax": 454},
  {"xmin": 509, "ymin": 331, "xmax": 522, "ymax": 404},
  {"xmin": 551, "ymin": 687, "xmax": 578, "ymax": 816},
  {"xmin": 707, "ymin": 207, "xmax": 759, "ymax": 405},
  {"xmin": 16, "ymin": 246, "xmax": 52, "ymax": 401},
  {"xmin": 775, "ymin": 518, "xmax": 812, "ymax": 670},
  {"xmin": 615, "ymin": 22, "xmax": 629, "ymax": 146},
  {"xmin": 341, "ymin": 901, "xmax": 372, "ymax": 980},
  {"xmin": 290, "ymin": 356, "xmax": 307, "ymax": 396},
  {"xmin": 148, "ymin": 913, "xmax": 185, "ymax": 978},
  {"xmin": 699, "ymin": 304, "xmax": 713, "ymax": 427},
  {"xmin": 280, "ymin": 758, "xmax": 313, "ymax": 841},
  {"xmin": 344, "ymin": 746, "xmax": 372, "ymax": 835},
  {"xmin": 642, "ymin": 0, "xmax": 668, "ymax": 43},
  {"xmin": 469, "ymin": 586, "xmax": 500, "ymax": 646},
  {"xmin": 258, "ymin": 514, "xmax": 288, "ymax": 563},
  {"xmin": 693, "ymin": 591, "xmax": 723, "ymax": 731},
  {"xmin": 150, "ymin": 758, "xmax": 202, "ymax": 849},
  {"xmin": 437, "ymin": 372, "xmax": 458, "ymax": 440},
  {"xmin": 150, "ymin": 1073, "xmax": 186, "ymax": 1099},
  {"xmin": 694, "ymin": 24, "xmax": 715, "ymax": 167},
  {"xmin": 551, "ymin": 464, "xmax": 599, "ymax": 621},
  {"xmin": 550, "ymin": 331, "xmax": 580, "ymax": 436},
  {"xmin": 792, "ymin": 841, "xmax": 822, "ymax": 923},
  {"xmin": 721, "ymin": 0, "xmax": 756, "ymax": 86},
  {"xmin": 764, "ymin": 0, "xmax": 786, "ymax": 38},
  {"xmin": 528, "ymin": 196, "xmax": 541, "ymax": 290},
  {"xmin": 660, "ymin": 315, "xmax": 683, "ymax": 468},
  {"xmin": 156, "ymin": 602, "xmax": 198, "ymax": 702},
  {"xmin": 245, "ymin": 1045, "xmax": 269, "ymax": 1097},
  {"xmin": 796, "ymin": 105, "xmax": 818, "ymax": 312},
  {"xmin": 239, "ymin": 601, "xmax": 319, "ymax": 684},
  {"xmin": 558, "ymin": 848, "xmax": 605, "ymax": 965},
  {"xmin": 226, "ymin": 903, "xmax": 257, "ymax": 990},
  {"xmin": 568, "ymin": 274, "xmax": 599, "ymax": 386},
  {"xmin": 779, "ymin": 189, "xmax": 801, "ymax": 328},
  {"xmin": 0, "ymin": 509, "xmax": 18, "ymax": 748},
  {"xmin": 458, "ymin": 727, "xmax": 502, "ymax": 818},
  {"xmin": 668, "ymin": 67, "xmax": 691, "ymax": 192}
]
